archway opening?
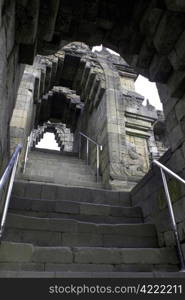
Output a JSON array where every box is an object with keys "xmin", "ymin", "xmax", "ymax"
[
  {"xmin": 10, "ymin": 40, "xmax": 169, "ymax": 190},
  {"xmin": 36, "ymin": 132, "xmax": 60, "ymax": 151}
]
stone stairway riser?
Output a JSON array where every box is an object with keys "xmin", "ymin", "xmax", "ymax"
[
  {"xmin": 9, "ymin": 198, "xmax": 142, "ymax": 219},
  {"xmin": 12, "ymin": 181, "xmax": 131, "ymax": 206},
  {"xmin": 9, "ymin": 210, "xmax": 143, "ymax": 224}
]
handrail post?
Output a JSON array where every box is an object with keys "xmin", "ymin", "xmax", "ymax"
[
  {"xmin": 79, "ymin": 134, "xmax": 81, "ymax": 159},
  {"xmin": 160, "ymin": 168, "xmax": 185, "ymax": 271},
  {"xmin": 23, "ymin": 136, "xmax": 30, "ymax": 173},
  {"xmin": 86, "ymin": 139, "xmax": 89, "ymax": 164},
  {"xmin": 0, "ymin": 152, "xmax": 20, "ymax": 242},
  {"xmin": 78, "ymin": 132, "xmax": 102, "ymax": 183},
  {"xmin": 96, "ymin": 145, "xmax": 100, "ymax": 183}
]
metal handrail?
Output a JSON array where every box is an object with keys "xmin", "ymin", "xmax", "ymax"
[
  {"xmin": 0, "ymin": 144, "xmax": 22, "ymax": 241},
  {"xmin": 79, "ymin": 132, "xmax": 103, "ymax": 182},
  {"xmin": 79, "ymin": 132, "xmax": 103, "ymax": 149},
  {"xmin": 153, "ymin": 159, "xmax": 185, "ymax": 272},
  {"xmin": 23, "ymin": 132, "xmax": 32, "ymax": 173}
]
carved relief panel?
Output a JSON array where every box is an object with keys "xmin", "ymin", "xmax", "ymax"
[{"xmin": 125, "ymin": 134, "xmax": 149, "ymax": 177}]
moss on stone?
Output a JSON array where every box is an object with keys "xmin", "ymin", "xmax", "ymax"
[{"xmin": 158, "ymin": 178, "xmax": 182, "ymax": 210}]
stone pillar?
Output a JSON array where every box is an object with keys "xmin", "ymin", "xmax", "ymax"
[{"xmin": 97, "ymin": 55, "xmax": 163, "ymax": 190}]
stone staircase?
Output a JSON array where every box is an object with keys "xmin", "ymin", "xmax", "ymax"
[
  {"xmin": 21, "ymin": 148, "xmax": 101, "ymax": 188},
  {"xmin": 0, "ymin": 177, "xmax": 181, "ymax": 277}
]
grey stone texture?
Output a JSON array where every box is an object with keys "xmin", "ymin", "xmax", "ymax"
[
  {"xmin": 131, "ymin": 148, "xmax": 185, "ymax": 251},
  {"xmin": 1, "ymin": 0, "xmax": 185, "ymax": 278},
  {"xmin": 1, "ymin": 1, "xmax": 185, "ymax": 183},
  {"xmin": 4, "ymin": 213, "xmax": 157, "ymax": 248},
  {"xmin": 21, "ymin": 148, "xmax": 101, "ymax": 189},
  {"xmin": 9, "ymin": 41, "xmax": 167, "ymax": 192},
  {"xmin": 0, "ymin": 241, "xmax": 179, "ymax": 274},
  {"xmin": 0, "ymin": 173, "xmax": 180, "ymax": 275}
]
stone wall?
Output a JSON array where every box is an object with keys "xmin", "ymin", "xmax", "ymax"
[
  {"xmin": 131, "ymin": 147, "xmax": 185, "ymax": 251},
  {"xmin": 75, "ymin": 49, "xmax": 165, "ymax": 190},
  {"xmin": 10, "ymin": 44, "xmax": 166, "ymax": 190},
  {"xmin": 130, "ymin": 77, "xmax": 185, "ymax": 251},
  {"xmin": 0, "ymin": 1, "xmax": 24, "ymax": 174},
  {"xmin": 9, "ymin": 54, "xmax": 64, "ymax": 171},
  {"xmin": 1, "ymin": 1, "xmax": 185, "ymax": 174},
  {"xmin": 0, "ymin": 0, "xmax": 185, "ymax": 256}
]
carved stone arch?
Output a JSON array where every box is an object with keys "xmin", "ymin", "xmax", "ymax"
[
  {"xmin": 10, "ymin": 41, "xmax": 167, "ymax": 188},
  {"xmin": 1, "ymin": 1, "xmax": 185, "ymax": 180},
  {"xmin": 31, "ymin": 122, "xmax": 74, "ymax": 152}
]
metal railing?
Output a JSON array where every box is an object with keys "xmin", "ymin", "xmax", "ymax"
[
  {"xmin": 23, "ymin": 133, "xmax": 32, "ymax": 173},
  {"xmin": 0, "ymin": 144, "xmax": 22, "ymax": 241},
  {"xmin": 153, "ymin": 159, "xmax": 185, "ymax": 272},
  {"xmin": 79, "ymin": 132, "xmax": 103, "ymax": 183}
]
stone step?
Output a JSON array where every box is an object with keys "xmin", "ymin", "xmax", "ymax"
[
  {"xmin": 26, "ymin": 160, "xmax": 90, "ymax": 168},
  {"xmin": 0, "ymin": 242, "xmax": 178, "ymax": 273},
  {"xmin": 33, "ymin": 149, "xmax": 78, "ymax": 157},
  {"xmin": 0, "ymin": 271, "xmax": 185, "ymax": 279},
  {"xmin": 23, "ymin": 171, "xmax": 96, "ymax": 181},
  {"xmin": 12, "ymin": 181, "xmax": 131, "ymax": 206},
  {"xmin": 9, "ymin": 197, "xmax": 143, "ymax": 224},
  {"xmin": 21, "ymin": 177, "xmax": 102, "ymax": 189},
  {"xmin": 28, "ymin": 150, "xmax": 89, "ymax": 165},
  {"xmin": 27, "ymin": 157, "xmax": 93, "ymax": 168},
  {"xmin": 9, "ymin": 210, "xmax": 143, "ymax": 224},
  {"xmin": 4, "ymin": 213, "xmax": 158, "ymax": 247},
  {"xmin": 22, "ymin": 173, "xmax": 97, "ymax": 184},
  {"xmin": 24, "ymin": 150, "xmax": 101, "ymax": 188},
  {"xmin": 23, "ymin": 169, "xmax": 96, "ymax": 182},
  {"xmin": 1, "ymin": 271, "xmax": 185, "ymax": 278},
  {"xmin": 0, "ymin": 262, "xmax": 178, "ymax": 273}
]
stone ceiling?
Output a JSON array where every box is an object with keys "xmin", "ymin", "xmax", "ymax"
[{"xmin": 15, "ymin": 0, "xmax": 185, "ymax": 85}]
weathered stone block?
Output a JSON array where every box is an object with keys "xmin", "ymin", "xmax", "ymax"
[
  {"xmin": 140, "ymin": 8, "xmax": 163, "ymax": 36},
  {"xmin": 80, "ymin": 203, "xmax": 110, "ymax": 216},
  {"xmin": 167, "ymin": 148, "xmax": 185, "ymax": 173},
  {"xmin": 24, "ymin": 182, "xmax": 42, "ymax": 199},
  {"xmin": 56, "ymin": 201, "xmax": 80, "ymax": 214},
  {"xmin": 74, "ymin": 247, "xmax": 122, "ymax": 264},
  {"xmin": 168, "ymin": 123, "xmax": 184, "ymax": 150},
  {"xmin": 32, "ymin": 247, "xmax": 73, "ymax": 263},
  {"xmin": 149, "ymin": 55, "xmax": 172, "ymax": 83},
  {"xmin": 38, "ymin": 0, "xmax": 60, "ymax": 42},
  {"xmin": 182, "ymin": 243, "xmax": 185, "ymax": 258},
  {"xmin": 41, "ymin": 184, "xmax": 56, "ymax": 200},
  {"xmin": 158, "ymin": 177, "xmax": 182, "ymax": 210},
  {"xmin": 175, "ymin": 96, "xmax": 185, "ymax": 121},
  {"xmin": 19, "ymin": 40, "xmax": 37, "ymax": 65},
  {"xmin": 0, "ymin": 262, "xmax": 44, "ymax": 271},
  {"xmin": 168, "ymin": 30, "xmax": 185, "ymax": 70},
  {"xmin": 4, "ymin": 228, "xmax": 62, "ymax": 246},
  {"xmin": 0, "ymin": 242, "xmax": 33, "ymax": 262},
  {"xmin": 173, "ymin": 197, "xmax": 185, "ymax": 223},
  {"xmin": 165, "ymin": 110, "xmax": 178, "ymax": 133},
  {"xmin": 167, "ymin": 70, "xmax": 185, "ymax": 99},
  {"xmin": 119, "ymin": 248, "xmax": 178, "ymax": 265},
  {"xmin": 12, "ymin": 181, "xmax": 26, "ymax": 198},
  {"xmin": 16, "ymin": 1, "xmax": 40, "ymax": 44},
  {"xmin": 154, "ymin": 11, "xmax": 185, "ymax": 55},
  {"xmin": 76, "ymin": 222, "xmax": 98, "ymax": 233},
  {"xmin": 62, "ymin": 233, "xmax": 102, "ymax": 247},
  {"xmin": 165, "ymin": 0, "xmax": 185, "ymax": 12},
  {"xmin": 157, "ymin": 232, "xmax": 165, "ymax": 247},
  {"xmin": 180, "ymin": 116, "xmax": 185, "ymax": 135},
  {"xmin": 102, "ymin": 234, "xmax": 157, "ymax": 248},
  {"xmin": 178, "ymin": 220, "xmax": 185, "ymax": 241},
  {"xmin": 45, "ymin": 263, "xmax": 114, "ymax": 272},
  {"xmin": 164, "ymin": 230, "xmax": 176, "ymax": 246}
]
